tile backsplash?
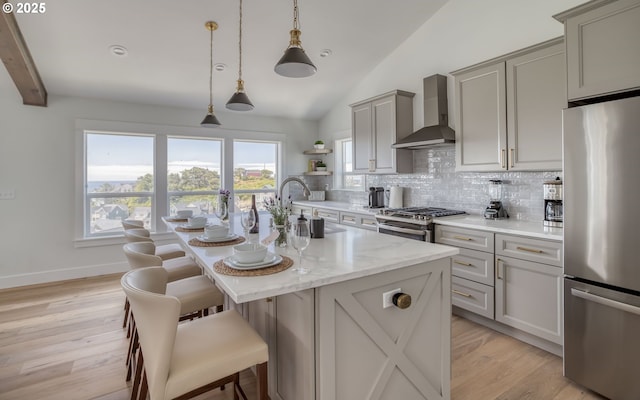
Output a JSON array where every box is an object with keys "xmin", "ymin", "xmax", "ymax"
[{"xmin": 296, "ymin": 146, "xmax": 561, "ymax": 222}]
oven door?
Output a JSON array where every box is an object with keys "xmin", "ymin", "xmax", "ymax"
[{"xmin": 377, "ymin": 222, "xmax": 431, "ymax": 242}]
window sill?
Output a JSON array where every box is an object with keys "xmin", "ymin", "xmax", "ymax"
[{"xmin": 74, "ymin": 231, "xmax": 177, "ymax": 248}]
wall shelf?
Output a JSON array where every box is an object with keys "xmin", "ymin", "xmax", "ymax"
[
  {"xmin": 304, "ymin": 171, "xmax": 333, "ymax": 176},
  {"xmin": 303, "ymin": 148, "xmax": 333, "ymax": 155}
]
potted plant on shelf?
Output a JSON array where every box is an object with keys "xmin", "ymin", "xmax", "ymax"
[
  {"xmin": 314, "ymin": 140, "xmax": 325, "ymax": 150},
  {"xmin": 316, "ymin": 161, "xmax": 327, "ymax": 171}
]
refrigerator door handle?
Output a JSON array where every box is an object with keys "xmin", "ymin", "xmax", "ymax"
[{"xmin": 571, "ymin": 288, "xmax": 640, "ymax": 316}]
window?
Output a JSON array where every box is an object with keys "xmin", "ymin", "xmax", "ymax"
[
  {"xmin": 233, "ymin": 140, "xmax": 279, "ymax": 211},
  {"xmin": 83, "ymin": 131, "xmax": 223, "ymax": 238},
  {"xmin": 85, "ymin": 132, "xmax": 154, "ymax": 236},
  {"xmin": 167, "ymin": 137, "xmax": 222, "ymax": 217},
  {"xmin": 335, "ymin": 138, "xmax": 364, "ymax": 190}
]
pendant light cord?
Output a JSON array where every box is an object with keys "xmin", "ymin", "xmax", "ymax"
[
  {"xmin": 209, "ymin": 26, "xmax": 213, "ymax": 106},
  {"xmin": 238, "ymin": 0, "xmax": 243, "ymax": 82},
  {"xmin": 293, "ymin": 0, "xmax": 299, "ymax": 30}
]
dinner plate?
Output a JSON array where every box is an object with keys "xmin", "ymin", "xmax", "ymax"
[
  {"xmin": 224, "ymin": 253, "xmax": 282, "ymax": 270},
  {"xmin": 196, "ymin": 234, "xmax": 238, "ymax": 243},
  {"xmin": 181, "ymin": 223, "xmax": 207, "ymax": 229}
]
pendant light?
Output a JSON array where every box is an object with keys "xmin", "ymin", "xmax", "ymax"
[
  {"xmin": 226, "ymin": 0, "xmax": 254, "ymax": 111},
  {"xmin": 201, "ymin": 21, "xmax": 221, "ymax": 127},
  {"xmin": 274, "ymin": 0, "xmax": 316, "ymax": 78}
]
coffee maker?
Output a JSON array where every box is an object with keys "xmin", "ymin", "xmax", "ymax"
[
  {"xmin": 543, "ymin": 177, "xmax": 563, "ymax": 227},
  {"xmin": 484, "ymin": 179, "xmax": 509, "ymax": 219},
  {"xmin": 368, "ymin": 187, "xmax": 385, "ymax": 208}
]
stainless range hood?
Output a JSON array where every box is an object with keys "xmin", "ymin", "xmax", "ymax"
[{"xmin": 392, "ymin": 74, "xmax": 455, "ymax": 149}]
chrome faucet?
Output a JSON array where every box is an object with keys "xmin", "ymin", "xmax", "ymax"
[{"xmin": 278, "ymin": 177, "xmax": 311, "ymax": 205}]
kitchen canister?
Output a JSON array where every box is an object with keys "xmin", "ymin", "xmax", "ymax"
[{"xmin": 389, "ymin": 186, "xmax": 404, "ymax": 208}]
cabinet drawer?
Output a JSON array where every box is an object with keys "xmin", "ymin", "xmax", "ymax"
[
  {"xmin": 452, "ymin": 276, "xmax": 495, "ymax": 320},
  {"xmin": 495, "ymin": 234, "xmax": 562, "ymax": 267},
  {"xmin": 359, "ymin": 215, "xmax": 378, "ymax": 231},
  {"xmin": 339, "ymin": 212, "xmax": 359, "ymax": 226},
  {"xmin": 435, "ymin": 225, "xmax": 494, "ymax": 252},
  {"xmin": 313, "ymin": 208, "xmax": 339, "ymax": 223},
  {"xmin": 452, "ymin": 248, "xmax": 495, "ymax": 286}
]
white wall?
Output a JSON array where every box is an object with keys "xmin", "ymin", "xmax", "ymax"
[
  {"xmin": 318, "ymin": 0, "xmax": 585, "ymax": 140},
  {"xmin": 0, "ymin": 69, "xmax": 317, "ymax": 288}
]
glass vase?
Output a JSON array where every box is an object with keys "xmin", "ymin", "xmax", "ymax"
[{"xmin": 275, "ymin": 225, "xmax": 288, "ymax": 247}]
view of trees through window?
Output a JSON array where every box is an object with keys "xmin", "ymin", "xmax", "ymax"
[{"xmin": 84, "ymin": 133, "xmax": 280, "ymax": 237}]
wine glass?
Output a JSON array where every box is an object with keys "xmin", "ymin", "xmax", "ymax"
[
  {"xmin": 240, "ymin": 209, "xmax": 256, "ymax": 239},
  {"xmin": 290, "ymin": 220, "xmax": 311, "ymax": 274},
  {"xmin": 214, "ymin": 201, "xmax": 228, "ymax": 224}
]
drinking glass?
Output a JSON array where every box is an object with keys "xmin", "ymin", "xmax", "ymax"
[
  {"xmin": 240, "ymin": 209, "xmax": 256, "ymax": 239},
  {"xmin": 214, "ymin": 201, "xmax": 228, "ymax": 223},
  {"xmin": 290, "ymin": 220, "xmax": 311, "ymax": 274}
]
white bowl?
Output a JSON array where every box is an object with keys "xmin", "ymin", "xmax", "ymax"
[
  {"xmin": 187, "ymin": 216, "xmax": 207, "ymax": 228},
  {"xmin": 204, "ymin": 224, "xmax": 229, "ymax": 239},
  {"xmin": 233, "ymin": 243, "xmax": 268, "ymax": 264},
  {"xmin": 176, "ymin": 210, "xmax": 193, "ymax": 218}
]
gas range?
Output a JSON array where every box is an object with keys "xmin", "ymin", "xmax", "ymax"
[{"xmin": 375, "ymin": 207, "xmax": 466, "ymax": 242}]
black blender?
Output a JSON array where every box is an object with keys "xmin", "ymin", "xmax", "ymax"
[{"xmin": 484, "ymin": 179, "xmax": 509, "ymax": 219}]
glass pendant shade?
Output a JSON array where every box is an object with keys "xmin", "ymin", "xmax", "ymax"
[
  {"xmin": 201, "ymin": 105, "xmax": 221, "ymax": 127},
  {"xmin": 275, "ymin": 29, "xmax": 316, "ymax": 78}
]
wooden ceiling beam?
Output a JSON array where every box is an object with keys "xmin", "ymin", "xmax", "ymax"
[{"xmin": 0, "ymin": 2, "xmax": 47, "ymax": 106}]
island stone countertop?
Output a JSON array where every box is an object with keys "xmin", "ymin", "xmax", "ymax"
[{"xmin": 165, "ymin": 213, "xmax": 458, "ymax": 303}]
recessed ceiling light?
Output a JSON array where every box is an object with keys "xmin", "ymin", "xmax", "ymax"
[
  {"xmin": 109, "ymin": 45, "xmax": 128, "ymax": 57},
  {"xmin": 214, "ymin": 63, "xmax": 227, "ymax": 72},
  {"xmin": 319, "ymin": 49, "xmax": 332, "ymax": 58}
]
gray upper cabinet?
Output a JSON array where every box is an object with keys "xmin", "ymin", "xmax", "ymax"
[
  {"xmin": 350, "ymin": 90, "xmax": 414, "ymax": 174},
  {"xmin": 554, "ymin": 0, "xmax": 640, "ymax": 101},
  {"xmin": 452, "ymin": 38, "xmax": 566, "ymax": 172}
]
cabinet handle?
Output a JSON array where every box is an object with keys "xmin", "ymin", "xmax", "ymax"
[
  {"xmin": 342, "ymin": 216, "xmax": 356, "ymax": 222},
  {"xmin": 452, "ymin": 289, "xmax": 472, "ymax": 298},
  {"xmin": 501, "ymin": 149, "xmax": 506, "ymax": 169},
  {"xmin": 266, "ymin": 297, "xmax": 273, "ymax": 303},
  {"xmin": 453, "ymin": 259, "xmax": 473, "ymax": 267},
  {"xmin": 496, "ymin": 258, "xmax": 503, "ymax": 280},
  {"xmin": 362, "ymin": 219, "xmax": 376, "ymax": 226},
  {"xmin": 453, "ymin": 235, "xmax": 473, "ymax": 241},
  {"xmin": 392, "ymin": 293, "xmax": 412, "ymax": 309},
  {"xmin": 369, "ymin": 159, "xmax": 375, "ymax": 172},
  {"xmin": 516, "ymin": 246, "xmax": 544, "ymax": 254},
  {"xmin": 510, "ymin": 148, "xmax": 515, "ymax": 168}
]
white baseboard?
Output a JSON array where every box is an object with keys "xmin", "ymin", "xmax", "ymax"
[{"xmin": 0, "ymin": 261, "xmax": 129, "ymax": 289}]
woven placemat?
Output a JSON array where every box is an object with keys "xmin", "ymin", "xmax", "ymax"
[
  {"xmin": 214, "ymin": 256, "xmax": 294, "ymax": 276},
  {"xmin": 176, "ymin": 226, "xmax": 205, "ymax": 232},
  {"xmin": 188, "ymin": 236, "xmax": 246, "ymax": 247}
]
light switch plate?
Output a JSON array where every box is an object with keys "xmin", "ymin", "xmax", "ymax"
[{"xmin": 0, "ymin": 189, "xmax": 15, "ymax": 200}]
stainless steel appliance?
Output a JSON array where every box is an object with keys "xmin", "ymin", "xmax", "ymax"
[
  {"xmin": 376, "ymin": 207, "xmax": 466, "ymax": 242},
  {"xmin": 483, "ymin": 179, "xmax": 508, "ymax": 219},
  {"xmin": 563, "ymin": 95, "xmax": 640, "ymax": 400},
  {"xmin": 543, "ymin": 177, "xmax": 563, "ymax": 227},
  {"xmin": 368, "ymin": 187, "xmax": 385, "ymax": 208}
]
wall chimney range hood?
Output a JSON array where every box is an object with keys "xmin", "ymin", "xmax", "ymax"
[{"xmin": 392, "ymin": 74, "xmax": 455, "ymax": 149}]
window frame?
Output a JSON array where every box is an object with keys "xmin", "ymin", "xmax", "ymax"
[
  {"xmin": 232, "ymin": 139, "xmax": 281, "ymax": 211},
  {"xmin": 334, "ymin": 137, "xmax": 365, "ymax": 191},
  {"xmin": 74, "ymin": 119, "xmax": 286, "ymax": 247}
]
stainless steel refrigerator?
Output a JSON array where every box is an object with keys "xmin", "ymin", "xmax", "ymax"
[{"xmin": 563, "ymin": 95, "xmax": 640, "ymax": 400}]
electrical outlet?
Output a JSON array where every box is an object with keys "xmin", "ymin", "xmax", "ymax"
[
  {"xmin": 0, "ymin": 189, "xmax": 15, "ymax": 200},
  {"xmin": 383, "ymin": 288, "xmax": 402, "ymax": 309}
]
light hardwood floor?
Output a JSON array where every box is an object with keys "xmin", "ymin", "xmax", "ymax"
[{"xmin": 0, "ymin": 274, "xmax": 604, "ymax": 400}]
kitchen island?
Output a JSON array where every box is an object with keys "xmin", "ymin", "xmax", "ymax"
[{"xmin": 165, "ymin": 214, "xmax": 458, "ymax": 400}]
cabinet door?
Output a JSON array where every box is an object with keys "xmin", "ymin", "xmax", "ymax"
[
  {"xmin": 506, "ymin": 42, "xmax": 566, "ymax": 170},
  {"xmin": 352, "ymin": 103, "xmax": 373, "ymax": 172},
  {"xmin": 454, "ymin": 62, "xmax": 507, "ymax": 171},
  {"xmin": 371, "ymin": 96, "xmax": 396, "ymax": 173},
  {"xmin": 564, "ymin": 0, "xmax": 640, "ymax": 100},
  {"xmin": 495, "ymin": 256, "xmax": 563, "ymax": 344},
  {"xmin": 452, "ymin": 276, "xmax": 495, "ymax": 319}
]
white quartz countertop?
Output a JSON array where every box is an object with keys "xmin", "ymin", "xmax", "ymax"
[
  {"xmin": 433, "ymin": 215, "xmax": 563, "ymax": 241},
  {"xmin": 165, "ymin": 213, "xmax": 458, "ymax": 303},
  {"xmin": 293, "ymin": 200, "xmax": 379, "ymax": 215}
]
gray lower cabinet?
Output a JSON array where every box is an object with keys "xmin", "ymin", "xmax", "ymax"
[
  {"xmin": 554, "ymin": 0, "xmax": 640, "ymax": 101},
  {"xmin": 494, "ymin": 234, "xmax": 563, "ymax": 345},
  {"xmin": 244, "ymin": 290, "xmax": 316, "ymax": 400},
  {"xmin": 338, "ymin": 210, "xmax": 378, "ymax": 231},
  {"xmin": 436, "ymin": 225, "xmax": 564, "ymax": 347},
  {"xmin": 435, "ymin": 225, "xmax": 495, "ymax": 319},
  {"xmin": 312, "ymin": 207, "xmax": 339, "ymax": 224},
  {"xmin": 452, "ymin": 38, "xmax": 565, "ymax": 172}
]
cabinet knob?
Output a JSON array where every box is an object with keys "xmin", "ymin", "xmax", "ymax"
[{"xmin": 392, "ymin": 293, "xmax": 411, "ymax": 309}]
